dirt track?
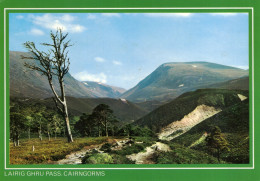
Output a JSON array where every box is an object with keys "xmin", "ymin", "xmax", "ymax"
[{"xmin": 126, "ymin": 142, "xmax": 170, "ymax": 164}]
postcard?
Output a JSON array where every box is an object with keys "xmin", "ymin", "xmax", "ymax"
[{"xmin": 0, "ymin": 0, "xmax": 259, "ymax": 181}]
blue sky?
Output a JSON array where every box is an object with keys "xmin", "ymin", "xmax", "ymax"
[{"xmin": 9, "ymin": 13, "xmax": 249, "ymax": 89}]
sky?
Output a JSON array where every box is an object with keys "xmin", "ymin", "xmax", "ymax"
[{"xmin": 9, "ymin": 13, "xmax": 249, "ymax": 89}]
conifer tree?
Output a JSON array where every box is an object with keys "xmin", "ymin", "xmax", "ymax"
[{"xmin": 206, "ymin": 126, "xmax": 230, "ymax": 162}]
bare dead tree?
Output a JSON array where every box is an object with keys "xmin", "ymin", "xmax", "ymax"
[{"xmin": 22, "ymin": 29, "xmax": 74, "ymax": 142}]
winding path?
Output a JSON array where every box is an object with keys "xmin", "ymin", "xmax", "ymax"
[
  {"xmin": 126, "ymin": 142, "xmax": 171, "ymax": 164},
  {"xmin": 57, "ymin": 138, "xmax": 126, "ymax": 164}
]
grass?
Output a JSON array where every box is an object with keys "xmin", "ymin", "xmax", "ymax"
[{"xmin": 10, "ymin": 137, "xmax": 108, "ymax": 164}]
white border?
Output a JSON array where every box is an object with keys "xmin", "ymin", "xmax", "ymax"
[{"xmin": 4, "ymin": 7, "xmax": 254, "ymax": 170}]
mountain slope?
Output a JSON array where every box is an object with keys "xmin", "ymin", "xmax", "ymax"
[
  {"xmin": 10, "ymin": 51, "xmax": 95, "ymax": 98},
  {"xmin": 65, "ymin": 97, "xmax": 148, "ymax": 122},
  {"xmin": 121, "ymin": 62, "xmax": 248, "ymax": 102},
  {"xmin": 82, "ymin": 81, "xmax": 126, "ymax": 98},
  {"xmin": 173, "ymin": 99, "xmax": 249, "ymax": 163},
  {"xmin": 12, "ymin": 97, "xmax": 148, "ymax": 123},
  {"xmin": 134, "ymin": 89, "xmax": 249, "ymax": 133},
  {"xmin": 10, "ymin": 51, "xmax": 126, "ymax": 99},
  {"xmin": 207, "ymin": 76, "xmax": 249, "ymax": 90}
]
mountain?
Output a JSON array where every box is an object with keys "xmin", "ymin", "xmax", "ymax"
[
  {"xmin": 65, "ymin": 97, "xmax": 148, "ymax": 123},
  {"xmin": 82, "ymin": 81, "xmax": 126, "ymax": 98},
  {"xmin": 134, "ymin": 89, "xmax": 248, "ymax": 133},
  {"xmin": 134, "ymin": 88, "xmax": 249, "ymax": 162},
  {"xmin": 12, "ymin": 97, "xmax": 148, "ymax": 123},
  {"xmin": 121, "ymin": 62, "xmax": 248, "ymax": 102},
  {"xmin": 144, "ymin": 89, "xmax": 249, "ymax": 164},
  {"xmin": 172, "ymin": 98, "xmax": 249, "ymax": 163},
  {"xmin": 135, "ymin": 100, "xmax": 166, "ymax": 112},
  {"xmin": 10, "ymin": 51, "xmax": 125, "ymax": 99},
  {"xmin": 206, "ymin": 76, "xmax": 249, "ymax": 90},
  {"xmin": 10, "ymin": 51, "xmax": 95, "ymax": 98}
]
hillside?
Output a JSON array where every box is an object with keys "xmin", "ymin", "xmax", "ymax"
[
  {"xmin": 82, "ymin": 81, "xmax": 126, "ymax": 98},
  {"xmin": 121, "ymin": 62, "xmax": 248, "ymax": 102},
  {"xmin": 10, "ymin": 51, "xmax": 126, "ymax": 99},
  {"xmin": 207, "ymin": 76, "xmax": 249, "ymax": 90},
  {"xmin": 133, "ymin": 88, "xmax": 249, "ymax": 163},
  {"xmin": 11, "ymin": 97, "xmax": 148, "ymax": 123},
  {"xmin": 134, "ymin": 89, "xmax": 248, "ymax": 133},
  {"xmin": 172, "ymin": 99, "xmax": 249, "ymax": 163},
  {"xmin": 10, "ymin": 51, "xmax": 95, "ymax": 98},
  {"xmin": 65, "ymin": 97, "xmax": 148, "ymax": 122}
]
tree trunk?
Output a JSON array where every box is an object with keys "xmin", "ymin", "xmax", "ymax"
[
  {"xmin": 28, "ymin": 127, "xmax": 30, "ymax": 140},
  {"xmin": 112, "ymin": 126, "xmax": 114, "ymax": 136},
  {"xmin": 60, "ymin": 80, "xmax": 73, "ymax": 143},
  {"xmin": 63, "ymin": 104, "xmax": 73, "ymax": 142},
  {"xmin": 217, "ymin": 149, "xmax": 220, "ymax": 163},
  {"xmin": 98, "ymin": 124, "xmax": 101, "ymax": 137},
  {"xmin": 13, "ymin": 134, "xmax": 16, "ymax": 147},
  {"xmin": 48, "ymin": 132, "xmax": 51, "ymax": 141},
  {"xmin": 15, "ymin": 132, "xmax": 19, "ymax": 146},
  {"xmin": 105, "ymin": 120, "xmax": 108, "ymax": 137},
  {"xmin": 89, "ymin": 127, "xmax": 93, "ymax": 137},
  {"xmin": 39, "ymin": 124, "xmax": 42, "ymax": 141}
]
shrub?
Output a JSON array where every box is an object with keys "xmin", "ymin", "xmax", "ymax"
[
  {"xmin": 100, "ymin": 143, "xmax": 112, "ymax": 153},
  {"xmin": 82, "ymin": 153, "xmax": 113, "ymax": 164},
  {"xmin": 154, "ymin": 147, "xmax": 223, "ymax": 164},
  {"xmin": 112, "ymin": 143, "xmax": 146, "ymax": 156},
  {"xmin": 112, "ymin": 154, "xmax": 135, "ymax": 164}
]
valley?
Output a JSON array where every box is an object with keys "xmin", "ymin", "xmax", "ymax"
[{"xmin": 9, "ymin": 51, "xmax": 250, "ymax": 165}]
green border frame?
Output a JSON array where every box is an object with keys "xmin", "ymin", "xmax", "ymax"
[
  {"xmin": 4, "ymin": 8, "xmax": 254, "ymax": 170},
  {"xmin": 1, "ymin": 0, "xmax": 259, "ymax": 181}
]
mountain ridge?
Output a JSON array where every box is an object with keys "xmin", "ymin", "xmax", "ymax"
[
  {"xmin": 121, "ymin": 62, "xmax": 248, "ymax": 102},
  {"xmin": 10, "ymin": 51, "xmax": 126, "ymax": 99},
  {"xmin": 82, "ymin": 81, "xmax": 126, "ymax": 98}
]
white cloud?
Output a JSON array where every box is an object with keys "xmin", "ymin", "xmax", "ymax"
[
  {"xmin": 113, "ymin": 60, "xmax": 122, "ymax": 65},
  {"xmin": 30, "ymin": 28, "xmax": 45, "ymax": 36},
  {"xmin": 87, "ymin": 14, "xmax": 97, "ymax": 20},
  {"xmin": 235, "ymin": 65, "xmax": 249, "ymax": 70},
  {"xmin": 101, "ymin": 13, "xmax": 120, "ymax": 17},
  {"xmin": 145, "ymin": 13, "xmax": 193, "ymax": 18},
  {"xmin": 16, "ymin": 15, "xmax": 24, "ymax": 19},
  {"xmin": 210, "ymin": 13, "xmax": 238, "ymax": 17},
  {"xmin": 94, "ymin": 57, "xmax": 105, "ymax": 62},
  {"xmin": 74, "ymin": 71, "xmax": 107, "ymax": 83},
  {"xmin": 61, "ymin": 14, "xmax": 75, "ymax": 22},
  {"xmin": 29, "ymin": 14, "xmax": 86, "ymax": 33},
  {"xmin": 61, "ymin": 14, "xmax": 76, "ymax": 22}
]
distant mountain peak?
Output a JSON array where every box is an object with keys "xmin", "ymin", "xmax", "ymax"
[
  {"xmin": 81, "ymin": 81, "xmax": 126, "ymax": 98},
  {"xmin": 121, "ymin": 62, "xmax": 248, "ymax": 102},
  {"xmin": 9, "ymin": 51, "xmax": 125, "ymax": 99}
]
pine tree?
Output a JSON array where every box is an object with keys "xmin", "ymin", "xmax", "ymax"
[{"xmin": 206, "ymin": 126, "xmax": 230, "ymax": 162}]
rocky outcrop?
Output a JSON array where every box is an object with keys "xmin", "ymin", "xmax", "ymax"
[{"xmin": 158, "ymin": 104, "xmax": 221, "ymax": 141}]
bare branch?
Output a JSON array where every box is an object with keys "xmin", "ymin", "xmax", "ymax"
[
  {"xmin": 24, "ymin": 62, "xmax": 48, "ymax": 76},
  {"xmin": 41, "ymin": 43, "xmax": 55, "ymax": 47},
  {"xmin": 49, "ymin": 80, "xmax": 64, "ymax": 105}
]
